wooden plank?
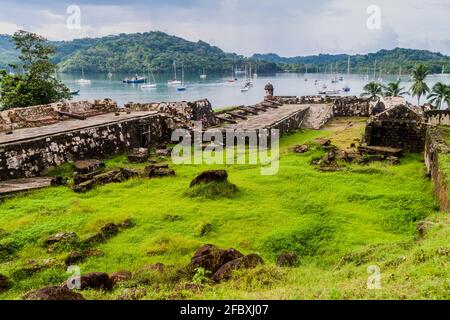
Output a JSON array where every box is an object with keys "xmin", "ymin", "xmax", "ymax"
[
  {"xmin": 226, "ymin": 112, "xmax": 247, "ymax": 120},
  {"xmin": 215, "ymin": 115, "xmax": 237, "ymax": 124},
  {"xmin": 261, "ymin": 102, "xmax": 279, "ymax": 109},
  {"xmin": 239, "ymin": 107, "xmax": 258, "ymax": 115},
  {"xmin": 56, "ymin": 110, "xmax": 87, "ymax": 120}
]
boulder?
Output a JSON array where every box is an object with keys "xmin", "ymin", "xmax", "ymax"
[
  {"xmin": 73, "ymin": 159, "xmax": 105, "ymax": 174},
  {"xmin": 23, "ymin": 286, "xmax": 85, "ymax": 300},
  {"xmin": 188, "ymin": 244, "xmax": 243, "ymax": 274},
  {"xmin": 156, "ymin": 148, "xmax": 172, "ymax": 157},
  {"xmin": 127, "ymin": 148, "xmax": 149, "ymax": 163},
  {"xmin": 44, "ymin": 232, "xmax": 78, "ymax": 247},
  {"xmin": 50, "ymin": 176, "xmax": 68, "ymax": 186},
  {"xmin": 145, "ymin": 165, "xmax": 175, "ymax": 178},
  {"xmin": 63, "ymin": 272, "xmax": 113, "ymax": 291},
  {"xmin": 83, "ymin": 222, "xmax": 120, "ymax": 245},
  {"xmin": 65, "ymin": 251, "xmax": 85, "ymax": 266},
  {"xmin": 144, "ymin": 262, "xmax": 165, "ymax": 273},
  {"xmin": 118, "ymin": 288, "xmax": 147, "ymax": 300},
  {"xmin": 313, "ymin": 138, "xmax": 331, "ymax": 147},
  {"xmin": 190, "ymin": 170, "xmax": 228, "ymax": 187},
  {"xmin": 212, "ymin": 254, "xmax": 264, "ymax": 282},
  {"xmin": 120, "ymin": 218, "xmax": 135, "ymax": 229},
  {"xmin": 0, "ymin": 274, "xmax": 10, "ymax": 292},
  {"xmin": 110, "ymin": 271, "xmax": 132, "ymax": 285},
  {"xmin": 386, "ymin": 156, "xmax": 400, "ymax": 165},
  {"xmin": 294, "ymin": 144, "xmax": 309, "ymax": 154},
  {"xmin": 276, "ymin": 253, "xmax": 299, "ymax": 267},
  {"xmin": 73, "ymin": 171, "xmax": 101, "ymax": 185}
]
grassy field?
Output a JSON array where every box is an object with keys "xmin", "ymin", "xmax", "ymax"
[{"xmin": 0, "ymin": 118, "xmax": 448, "ymax": 300}]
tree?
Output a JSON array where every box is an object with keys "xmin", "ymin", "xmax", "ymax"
[
  {"xmin": 427, "ymin": 82, "xmax": 450, "ymax": 110},
  {"xmin": 361, "ymin": 81, "xmax": 383, "ymax": 100},
  {"xmin": 383, "ymin": 81, "xmax": 409, "ymax": 97},
  {"xmin": 410, "ymin": 64, "xmax": 430, "ymax": 105},
  {"xmin": 0, "ymin": 30, "xmax": 70, "ymax": 110}
]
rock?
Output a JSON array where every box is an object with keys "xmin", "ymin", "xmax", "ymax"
[
  {"xmin": 50, "ymin": 176, "xmax": 68, "ymax": 186},
  {"xmin": 144, "ymin": 263, "xmax": 165, "ymax": 273},
  {"xmin": 416, "ymin": 221, "xmax": 433, "ymax": 238},
  {"xmin": 73, "ymin": 171, "xmax": 101, "ymax": 185},
  {"xmin": 100, "ymin": 223, "xmax": 119, "ymax": 238},
  {"xmin": 23, "ymin": 286, "xmax": 85, "ymax": 300},
  {"xmin": 276, "ymin": 253, "xmax": 298, "ymax": 267},
  {"xmin": 73, "ymin": 179, "xmax": 95, "ymax": 193},
  {"xmin": 118, "ymin": 288, "xmax": 147, "ymax": 300},
  {"xmin": 65, "ymin": 251, "xmax": 85, "ymax": 266},
  {"xmin": 119, "ymin": 168, "xmax": 141, "ymax": 180},
  {"xmin": 110, "ymin": 271, "xmax": 132, "ymax": 285},
  {"xmin": 156, "ymin": 148, "xmax": 172, "ymax": 157},
  {"xmin": 63, "ymin": 272, "xmax": 113, "ymax": 291},
  {"xmin": 386, "ymin": 156, "xmax": 400, "ymax": 165},
  {"xmin": 212, "ymin": 254, "xmax": 264, "ymax": 282},
  {"xmin": 128, "ymin": 148, "xmax": 149, "ymax": 163},
  {"xmin": 188, "ymin": 244, "xmax": 243, "ymax": 274},
  {"xmin": 313, "ymin": 138, "xmax": 331, "ymax": 147},
  {"xmin": 190, "ymin": 170, "xmax": 228, "ymax": 187},
  {"xmin": 294, "ymin": 144, "xmax": 309, "ymax": 154},
  {"xmin": 145, "ymin": 165, "xmax": 175, "ymax": 178},
  {"xmin": 73, "ymin": 159, "xmax": 105, "ymax": 174},
  {"xmin": 0, "ymin": 274, "xmax": 11, "ymax": 292},
  {"xmin": 45, "ymin": 232, "xmax": 78, "ymax": 247}
]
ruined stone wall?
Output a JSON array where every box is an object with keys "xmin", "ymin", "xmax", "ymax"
[
  {"xmin": 425, "ymin": 110, "xmax": 450, "ymax": 126},
  {"xmin": 0, "ymin": 114, "xmax": 167, "ymax": 180},
  {"xmin": 424, "ymin": 127, "xmax": 449, "ymax": 212},
  {"xmin": 364, "ymin": 122, "xmax": 427, "ymax": 152},
  {"xmin": 124, "ymin": 99, "xmax": 218, "ymax": 129},
  {"xmin": 266, "ymin": 107, "xmax": 310, "ymax": 136},
  {"xmin": 332, "ymin": 97, "xmax": 371, "ymax": 116},
  {"xmin": 0, "ymin": 99, "xmax": 118, "ymax": 132}
]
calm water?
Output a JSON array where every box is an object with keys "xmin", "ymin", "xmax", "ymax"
[{"xmin": 59, "ymin": 72, "xmax": 450, "ymax": 109}]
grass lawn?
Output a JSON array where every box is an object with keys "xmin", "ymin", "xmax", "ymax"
[{"xmin": 0, "ymin": 118, "xmax": 448, "ymax": 300}]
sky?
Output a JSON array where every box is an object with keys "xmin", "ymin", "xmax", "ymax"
[{"xmin": 0, "ymin": 0, "xmax": 449, "ymax": 57}]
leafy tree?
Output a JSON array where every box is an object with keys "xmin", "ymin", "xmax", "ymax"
[
  {"xmin": 361, "ymin": 81, "xmax": 383, "ymax": 100},
  {"xmin": 427, "ymin": 82, "xmax": 450, "ymax": 109},
  {"xmin": 383, "ymin": 81, "xmax": 409, "ymax": 97},
  {"xmin": 0, "ymin": 30, "xmax": 70, "ymax": 110},
  {"xmin": 410, "ymin": 64, "xmax": 430, "ymax": 105}
]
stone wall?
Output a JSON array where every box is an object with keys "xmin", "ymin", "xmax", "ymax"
[
  {"xmin": 124, "ymin": 99, "xmax": 218, "ymax": 129},
  {"xmin": 0, "ymin": 99, "xmax": 118, "ymax": 132},
  {"xmin": 424, "ymin": 126, "xmax": 449, "ymax": 212},
  {"xmin": 364, "ymin": 105, "xmax": 427, "ymax": 153},
  {"xmin": 332, "ymin": 97, "xmax": 371, "ymax": 117},
  {"xmin": 0, "ymin": 114, "xmax": 167, "ymax": 180},
  {"xmin": 425, "ymin": 110, "xmax": 450, "ymax": 126}
]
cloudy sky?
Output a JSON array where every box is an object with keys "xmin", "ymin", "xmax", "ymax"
[{"xmin": 0, "ymin": 0, "xmax": 449, "ymax": 56}]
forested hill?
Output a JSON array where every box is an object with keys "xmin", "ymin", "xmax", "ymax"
[
  {"xmin": 1, "ymin": 31, "xmax": 449, "ymax": 74},
  {"xmin": 252, "ymin": 48, "xmax": 450, "ymax": 74},
  {"xmin": 0, "ymin": 32, "xmax": 279, "ymax": 74}
]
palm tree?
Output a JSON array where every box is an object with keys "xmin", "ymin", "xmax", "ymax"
[
  {"xmin": 383, "ymin": 81, "xmax": 409, "ymax": 97},
  {"xmin": 410, "ymin": 64, "xmax": 430, "ymax": 105},
  {"xmin": 427, "ymin": 82, "xmax": 450, "ymax": 109},
  {"xmin": 361, "ymin": 81, "xmax": 383, "ymax": 100}
]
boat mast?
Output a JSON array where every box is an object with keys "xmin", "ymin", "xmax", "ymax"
[{"xmin": 373, "ymin": 60, "xmax": 377, "ymax": 80}]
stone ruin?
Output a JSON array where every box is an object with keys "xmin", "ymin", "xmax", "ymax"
[
  {"xmin": 0, "ymin": 99, "xmax": 117, "ymax": 132},
  {"xmin": 363, "ymin": 104, "xmax": 427, "ymax": 153}
]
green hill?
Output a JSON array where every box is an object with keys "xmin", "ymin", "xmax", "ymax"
[
  {"xmin": 0, "ymin": 35, "xmax": 18, "ymax": 70},
  {"xmin": 252, "ymin": 48, "xmax": 450, "ymax": 74}
]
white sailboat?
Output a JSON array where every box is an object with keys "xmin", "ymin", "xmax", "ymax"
[
  {"xmin": 342, "ymin": 56, "xmax": 351, "ymax": 92},
  {"xmin": 168, "ymin": 61, "xmax": 182, "ymax": 85},
  {"xmin": 304, "ymin": 64, "xmax": 308, "ymax": 81},
  {"xmin": 141, "ymin": 66, "xmax": 157, "ymax": 89},
  {"xmin": 177, "ymin": 62, "xmax": 186, "ymax": 91},
  {"xmin": 200, "ymin": 68, "xmax": 207, "ymax": 79},
  {"xmin": 77, "ymin": 66, "xmax": 91, "ymax": 85}
]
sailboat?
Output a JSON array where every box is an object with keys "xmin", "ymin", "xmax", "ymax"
[
  {"xmin": 228, "ymin": 66, "xmax": 236, "ymax": 83},
  {"xmin": 176, "ymin": 63, "xmax": 186, "ymax": 91},
  {"xmin": 397, "ymin": 66, "xmax": 402, "ymax": 81},
  {"xmin": 200, "ymin": 68, "xmax": 207, "ymax": 79},
  {"xmin": 168, "ymin": 61, "xmax": 182, "ymax": 85},
  {"xmin": 141, "ymin": 66, "xmax": 157, "ymax": 89},
  {"xmin": 342, "ymin": 56, "xmax": 351, "ymax": 92},
  {"xmin": 254, "ymin": 64, "xmax": 258, "ymax": 78},
  {"xmin": 77, "ymin": 66, "xmax": 91, "ymax": 85},
  {"xmin": 304, "ymin": 64, "xmax": 308, "ymax": 81}
]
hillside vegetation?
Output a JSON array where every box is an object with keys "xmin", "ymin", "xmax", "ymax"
[
  {"xmin": 253, "ymin": 48, "xmax": 450, "ymax": 74},
  {"xmin": 0, "ymin": 118, "xmax": 448, "ymax": 300}
]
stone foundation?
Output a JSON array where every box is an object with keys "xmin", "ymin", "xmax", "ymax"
[
  {"xmin": 425, "ymin": 110, "xmax": 450, "ymax": 126},
  {"xmin": 424, "ymin": 127, "xmax": 449, "ymax": 212},
  {"xmin": 0, "ymin": 113, "xmax": 167, "ymax": 181}
]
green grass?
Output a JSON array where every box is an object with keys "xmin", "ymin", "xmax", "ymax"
[{"xmin": 0, "ymin": 120, "xmax": 448, "ymax": 300}]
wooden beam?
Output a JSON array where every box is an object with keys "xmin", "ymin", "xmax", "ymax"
[
  {"xmin": 215, "ymin": 115, "xmax": 237, "ymax": 124},
  {"xmin": 226, "ymin": 112, "xmax": 247, "ymax": 120},
  {"xmin": 56, "ymin": 110, "xmax": 87, "ymax": 120},
  {"xmin": 239, "ymin": 107, "xmax": 258, "ymax": 115},
  {"xmin": 261, "ymin": 102, "xmax": 279, "ymax": 109}
]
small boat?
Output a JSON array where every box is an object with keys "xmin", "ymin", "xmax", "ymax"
[
  {"xmin": 339, "ymin": 76, "xmax": 344, "ymax": 81},
  {"xmin": 168, "ymin": 61, "xmax": 182, "ymax": 85},
  {"xmin": 200, "ymin": 68, "xmax": 207, "ymax": 79},
  {"xmin": 331, "ymin": 78, "xmax": 338, "ymax": 83},
  {"xmin": 176, "ymin": 62, "xmax": 187, "ymax": 91},
  {"xmin": 141, "ymin": 67, "xmax": 157, "ymax": 89},
  {"xmin": 240, "ymin": 87, "xmax": 249, "ymax": 92},
  {"xmin": 77, "ymin": 66, "xmax": 91, "ymax": 85},
  {"xmin": 123, "ymin": 76, "xmax": 145, "ymax": 84},
  {"xmin": 70, "ymin": 90, "xmax": 80, "ymax": 95},
  {"xmin": 319, "ymin": 89, "xmax": 341, "ymax": 95},
  {"xmin": 342, "ymin": 85, "xmax": 350, "ymax": 92}
]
